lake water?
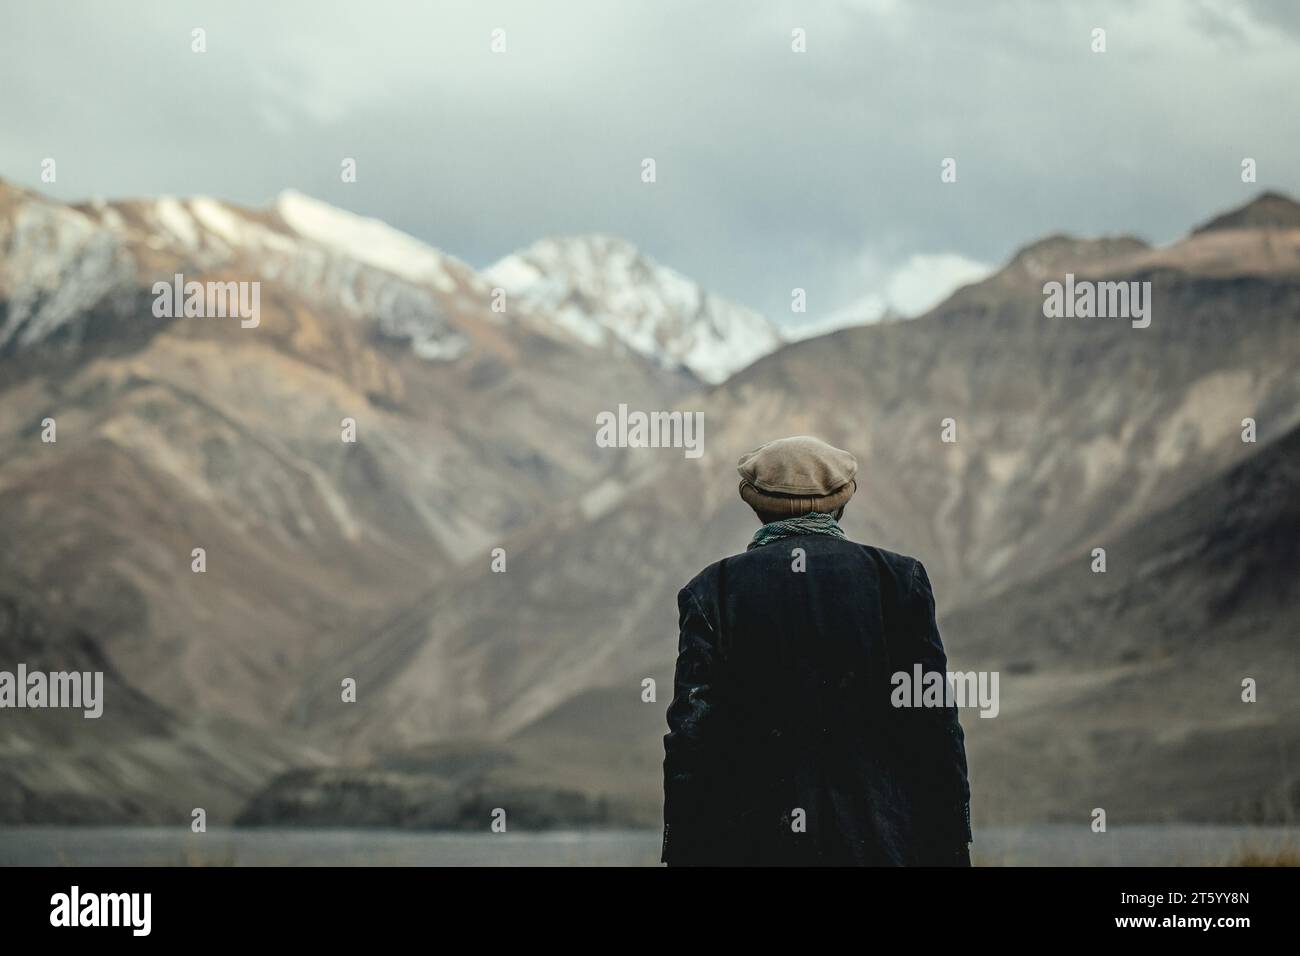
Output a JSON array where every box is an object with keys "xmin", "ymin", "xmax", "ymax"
[{"xmin": 2, "ymin": 825, "xmax": 1296, "ymax": 866}]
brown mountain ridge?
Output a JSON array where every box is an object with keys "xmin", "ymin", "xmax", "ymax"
[{"xmin": 2, "ymin": 185, "xmax": 1297, "ymax": 827}]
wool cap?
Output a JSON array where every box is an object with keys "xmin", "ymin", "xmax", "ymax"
[{"xmin": 737, "ymin": 435, "xmax": 858, "ymax": 518}]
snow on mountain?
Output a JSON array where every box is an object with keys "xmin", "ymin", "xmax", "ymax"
[
  {"xmin": 139, "ymin": 194, "xmax": 296, "ymax": 259},
  {"xmin": 70, "ymin": 191, "xmax": 473, "ymax": 362},
  {"xmin": 784, "ymin": 297, "xmax": 892, "ymax": 343},
  {"xmin": 484, "ymin": 234, "xmax": 783, "ymax": 384},
  {"xmin": 0, "ymin": 188, "xmax": 136, "ymax": 352},
  {"xmin": 273, "ymin": 190, "xmax": 470, "ymax": 295},
  {"xmin": 4, "ymin": 183, "xmax": 794, "ymax": 378}
]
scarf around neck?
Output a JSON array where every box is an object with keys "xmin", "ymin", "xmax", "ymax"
[{"xmin": 747, "ymin": 512, "xmax": 846, "ymax": 550}]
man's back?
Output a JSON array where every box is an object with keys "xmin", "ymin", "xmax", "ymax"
[{"xmin": 662, "ymin": 535, "xmax": 972, "ymax": 866}]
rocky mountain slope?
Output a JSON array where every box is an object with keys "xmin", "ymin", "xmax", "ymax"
[
  {"xmin": 484, "ymin": 234, "xmax": 783, "ymax": 383},
  {"xmin": 3, "ymin": 184, "xmax": 1297, "ymax": 827},
  {"xmin": 0, "ymin": 567, "xmax": 326, "ymax": 824},
  {"xmin": 945, "ymin": 420, "xmax": 1300, "ymax": 824},
  {"xmin": 0, "ymin": 180, "xmax": 695, "ymax": 817},
  {"xmin": 279, "ymin": 193, "xmax": 1300, "ymax": 827}
]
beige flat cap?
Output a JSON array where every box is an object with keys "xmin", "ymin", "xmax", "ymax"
[{"xmin": 737, "ymin": 435, "xmax": 858, "ymax": 518}]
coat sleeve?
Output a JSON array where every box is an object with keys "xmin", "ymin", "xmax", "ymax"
[
  {"xmin": 900, "ymin": 559, "xmax": 973, "ymax": 866},
  {"xmin": 661, "ymin": 585, "xmax": 728, "ymax": 866}
]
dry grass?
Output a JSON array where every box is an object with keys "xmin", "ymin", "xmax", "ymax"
[{"xmin": 1225, "ymin": 848, "xmax": 1300, "ymax": 867}]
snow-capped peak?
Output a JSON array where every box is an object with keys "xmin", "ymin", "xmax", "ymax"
[
  {"xmin": 98, "ymin": 192, "xmax": 472, "ymax": 363},
  {"xmin": 0, "ymin": 191, "xmax": 136, "ymax": 351},
  {"xmin": 274, "ymin": 190, "xmax": 460, "ymax": 293},
  {"xmin": 484, "ymin": 234, "xmax": 782, "ymax": 384}
]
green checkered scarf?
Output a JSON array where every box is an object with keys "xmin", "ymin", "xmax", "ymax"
[{"xmin": 747, "ymin": 512, "xmax": 846, "ymax": 551}]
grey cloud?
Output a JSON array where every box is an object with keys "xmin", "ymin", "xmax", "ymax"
[{"xmin": 1, "ymin": 0, "xmax": 1297, "ymax": 327}]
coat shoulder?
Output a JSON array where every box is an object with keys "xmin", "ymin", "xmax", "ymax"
[
  {"xmin": 862, "ymin": 543, "xmax": 924, "ymax": 582},
  {"xmin": 681, "ymin": 540, "xmax": 923, "ymax": 600},
  {"xmin": 679, "ymin": 553, "xmax": 737, "ymax": 601}
]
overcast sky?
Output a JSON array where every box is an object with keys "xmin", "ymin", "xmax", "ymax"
[{"xmin": 2, "ymin": 0, "xmax": 1298, "ymax": 330}]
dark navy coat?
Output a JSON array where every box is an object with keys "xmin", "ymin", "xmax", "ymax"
[{"xmin": 662, "ymin": 535, "xmax": 972, "ymax": 866}]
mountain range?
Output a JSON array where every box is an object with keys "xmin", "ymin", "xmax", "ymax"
[{"xmin": 1, "ymin": 181, "xmax": 1297, "ymax": 828}]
